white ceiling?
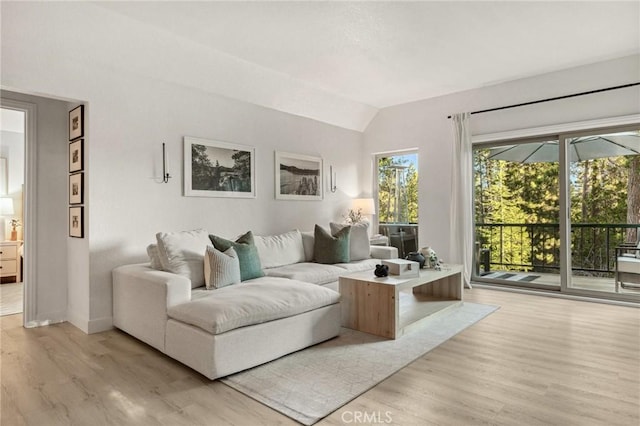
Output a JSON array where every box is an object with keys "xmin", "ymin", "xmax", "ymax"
[{"xmin": 95, "ymin": 1, "xmax": 640, "ymax": 130}]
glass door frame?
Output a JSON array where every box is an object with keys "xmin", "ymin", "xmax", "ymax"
[
  {"xmin": 559, "ymin": 123, "xmax": 640, "ymax": 302},
  {"xmin": 472, "ymin": 133, "xmax": 562, "ymax": 292}
]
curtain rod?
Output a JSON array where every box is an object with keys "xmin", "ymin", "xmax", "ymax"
[{"xmin": 447, "ymin": 82, "xmax": 640, "ymax": 119}]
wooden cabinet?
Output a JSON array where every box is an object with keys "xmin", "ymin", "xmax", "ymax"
[{"xmin": 0, "ymin": 241, "xmax": 22, "ymax": 283}]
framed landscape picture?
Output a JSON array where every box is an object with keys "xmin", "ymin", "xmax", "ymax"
[
  {"xmin": 183, "ymin": 136, "xmax": 256, "ymax": 198},
  {"xmin": 275, "ymin": 151, "xmax": 323, "ymax": 201},
  {"xmin": 69, "ymin": 105, "xmax": 84, "ymax": 140},
  {"xmin": 69, "ymin": 139, "xmax": 84, "ymax": 172},
  {"xmin": 69, "ymin": 172, "xmax": 83, "ymax": 205},
  {"xmin": 69, "ymin": 206, "xmax": 84, "ymax": 238}
]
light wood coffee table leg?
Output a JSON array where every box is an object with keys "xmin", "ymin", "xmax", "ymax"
[{"xmin": 340, "ymin": 278, "xmax": 397, "ymax": 339}]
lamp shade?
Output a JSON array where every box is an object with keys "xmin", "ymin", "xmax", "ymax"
[
  {"xmin": 0, "ymin": 197, "xmax": 14, "ymax": 215},
  {"xmin": 352, "ymin": 198, "xmax": 375, "ymax": 215}
]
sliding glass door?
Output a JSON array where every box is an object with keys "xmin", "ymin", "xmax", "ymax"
[
  {"xmin": 565, "ymin": 128, "xmax": 640, "ymax": 296},
  {"xmin": 473, "ymin": 125, "xmax": 640, "ymax": 301},
  {"xmin": 474, "ymin": 137, "xmax": 561, "ymax": 290}
]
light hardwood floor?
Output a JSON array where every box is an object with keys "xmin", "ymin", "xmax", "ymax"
[{"xmin": 1, "ymin": 288, "xmax": 638, "ymax": 425}]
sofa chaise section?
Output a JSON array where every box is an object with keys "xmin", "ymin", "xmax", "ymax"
[
  {"xmin": 165, "ymin": 277, "xmax": 340, "ymax": 379},
  {"xmin": 113, "ymin": 264, "xmax": 341, "ymax": 379}
]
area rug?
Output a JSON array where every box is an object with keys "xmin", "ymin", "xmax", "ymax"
[
  {"xmin": 221, "ymin": 302, "xmax": 498, "ymax": 425},
  {"xmin": 0, "ymin": 282, "xmax": 23, "ymax": 316}
]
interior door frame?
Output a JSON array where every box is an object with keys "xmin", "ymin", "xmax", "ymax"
[{"xmin": 1, "ymin": 99, "xmax": 37, "ymax": 326}]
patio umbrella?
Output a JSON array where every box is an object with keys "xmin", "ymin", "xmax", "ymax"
[{"xmin": 487, "ymin": 132, "xmax": 640, "ymax": 163}]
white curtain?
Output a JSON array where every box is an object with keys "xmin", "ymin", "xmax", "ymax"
[{"xmin": 450, "ymin": 113, "xmax": 473, "ymax": 288}]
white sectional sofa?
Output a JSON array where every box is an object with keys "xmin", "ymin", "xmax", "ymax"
[{"xmin": 112, "ymin": 225, "xmax": 397, "ymax": 379}]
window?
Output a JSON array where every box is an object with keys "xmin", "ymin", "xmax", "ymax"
[{"xmin": 376, "ymin": 151, "xmax": 418, "ymax": 257}]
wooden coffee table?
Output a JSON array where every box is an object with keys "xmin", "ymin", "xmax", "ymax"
[{"xmin": 339, "ymin": 264, "xmax": 463, "ymax": 339}]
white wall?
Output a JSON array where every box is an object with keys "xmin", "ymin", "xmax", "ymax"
[
  {"xmin": 363, "ymin": 55, "xmax": 640, "ymax": 261},
  {"xmin": 1, "ymin": 2, "xmax": 364, "ymax": 332}
]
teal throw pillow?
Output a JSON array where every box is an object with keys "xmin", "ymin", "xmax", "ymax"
[
  {"xmin": 209, "ymin": 231, "xmax": 265, "ymax": 281},
  {"xmin": 313, "ymin": 224, "xmax": 351, "ymax": 264}
]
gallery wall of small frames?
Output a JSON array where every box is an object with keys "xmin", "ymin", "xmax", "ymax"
[{"xmin": 68, "ymin": 105, "xmax": 84, "ymax": 238}]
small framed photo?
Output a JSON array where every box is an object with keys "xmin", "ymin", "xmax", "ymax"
[
  {"xmin": 69, "ymin": 172, "xmax": 83, "ymax": 205},
  {"xmin": 184, "ymin": 136, "xmax": 256, "ymax": 198},
  {"xmin": 275, "ymin": 151, "xmax": 323, "ymax": 200},
  {"xmin": 69, "ymin": 105, "xmax": 84, "ymax": 140},
  {"xmin": 69, "ymin": 139, "xmax": 84, "ymax": 172},
  {"xmin": 69, "ymin": 206, "xmax": 84, "ymax": 238}
]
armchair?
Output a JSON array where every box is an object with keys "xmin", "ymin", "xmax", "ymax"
[{"xmin": 615, "ymin": 241, "xmax": 640, "ymax": 292}]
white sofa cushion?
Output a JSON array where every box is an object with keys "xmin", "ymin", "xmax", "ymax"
[
  {"xmin": 204, "ymin": 246, "xmax": 241, "ymax": 290},
  {"xmin": 334, "ymin": 258, "xmax": 380, "ymax": 273},
  {"xmin": 301, "ymin": 231, "xmax": 315, "ymax": 261},
  {"xmin": 618, "ymin": 256, "xmax": 640, "ymax": 274},
  {"xmin": 167, "ymin": 277, "xmax": 340, "ymax": 335},
  {"xmin": 146, "ymin": 244, "xmax": 163, "ymax": 270},
  {"xmin": 156, "ymin": 229, "xmax": 210, "ymax": 288},
  {"xmin": 254, "ymin": 230, "xmax": 306, "ymax": 269},
  {"xmin": 330, "ymin": 221, "xmax": 370, "ymax": 261},
  {"xmin": 264, "ymin": 262, "xmax": 345, "ymax": 285}
]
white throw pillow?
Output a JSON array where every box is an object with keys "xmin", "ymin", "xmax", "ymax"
[
  {"xmin": 301, "ymin": 231, "xmax": 315, "ymax": 262},
  {"xmin": 156, "ymin": 229, "xmax": 210, "ymax": 288},
  {"xmin": 146, "ymin": 244, "xmax": 163, "ymax": 270},
  {"xmin": 254, "ymin": 230, "xmax": 306, "ymax": 269},
  {"xmin": 204, "ymin": 246, "xmax": 241, "ymax": 289},
  {"xmin": 330, "ymin": 221, "xmax": 370, "ymax": 261}
]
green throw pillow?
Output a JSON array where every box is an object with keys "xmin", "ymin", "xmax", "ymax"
[
  {"xmin": 209, "ymin": 231, "xmax": 265, "ymax": 281},
  {"xmin": 313, "ymin": 224, "xmax": 351, "ymax": 264}
]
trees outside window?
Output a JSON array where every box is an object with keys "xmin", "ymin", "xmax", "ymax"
[{"xmin": 377, "ymin": 153, "xmax": 418, "ymax": 224}]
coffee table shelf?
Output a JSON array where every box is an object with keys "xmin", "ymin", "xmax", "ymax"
[{"xmin": 339, "ymin": 264, "xmax": 463, "ymax": 339}]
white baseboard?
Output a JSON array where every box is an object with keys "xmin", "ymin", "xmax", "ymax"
[
  {"xmin": 87, "ymin": 316, "xmax": 114, "ymax": 334},
  {"xmin": 66, "ymin": 310, "xmax": 90, "ymax": 333},
  {"xmin": 65, "ymin": 310, "xmax": 114, "ymax": 334}
]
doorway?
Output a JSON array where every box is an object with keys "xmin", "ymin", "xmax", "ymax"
[{"xmin": 0, "ymin": 107, "xmax": 26, "ymax": 316}]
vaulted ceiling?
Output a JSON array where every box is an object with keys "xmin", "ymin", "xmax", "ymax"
[{"xmin": 96, "ymin": 1, "xmax": 640, "ymax": 131}]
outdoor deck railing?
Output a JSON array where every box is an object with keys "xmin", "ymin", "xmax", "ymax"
[{"xmin": 475, "ymin": 223, "xmax": 639, "ymax": 276}]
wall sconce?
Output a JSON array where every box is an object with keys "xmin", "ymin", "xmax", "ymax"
[
  {"xmin": 160, "ymin": 142, "xmax": 171, "ymax": 183},
  {"xmin": 329, "ymin": 165, "xmax": 337, "ymax": 193}
]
